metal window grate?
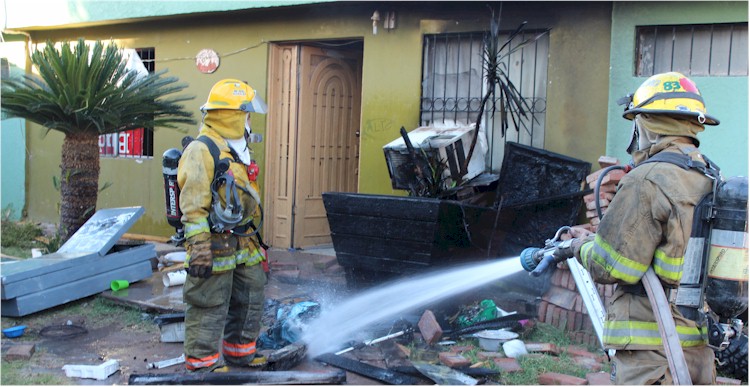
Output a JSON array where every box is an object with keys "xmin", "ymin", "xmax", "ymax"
[
  {"xmin": 100, "ymin": 47, "xmax": 156, "ymax": 158},
  {"xmin": 636, "ymin": 23, "xmax": 748, "ymax": 76},
  {"xmin": 420, "ymin": 31, "xmax": 549, "ymax": 171}
]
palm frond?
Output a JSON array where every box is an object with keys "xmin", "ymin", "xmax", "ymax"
[{"xmin": 1, "ymin": 39, "xmax": 195, "ymax": 135}]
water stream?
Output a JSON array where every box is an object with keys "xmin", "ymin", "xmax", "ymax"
[{"xmin": 301, "ymin": 256, "xmax": 525, "ymax": 357}]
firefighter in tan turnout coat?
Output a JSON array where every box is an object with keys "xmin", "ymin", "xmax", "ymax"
[{"xmin": 564, "ymin": 72, "xmax": 718, "ymax": 384}]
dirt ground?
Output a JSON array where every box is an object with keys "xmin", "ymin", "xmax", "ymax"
[{"xmin": 1, "ymin": 244, "xmax": 540, "ymax": 385}]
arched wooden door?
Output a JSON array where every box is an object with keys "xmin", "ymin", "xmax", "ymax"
[{"xmin": 266, "ymin": 43, "xmax": 362, "ymax": 248}]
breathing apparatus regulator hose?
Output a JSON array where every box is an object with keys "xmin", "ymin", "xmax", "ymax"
[{"xmin": 594, "ymin": 164, "xmax": 632, "ymax": 220}]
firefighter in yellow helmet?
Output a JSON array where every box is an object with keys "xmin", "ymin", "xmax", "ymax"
[
  {"xmin": 178, "ymin": 79, "xmax": 269, "ymax": 372},
  {"xmin": 557, "ymin": 72, "xmax": 718, "ymax": 384}
]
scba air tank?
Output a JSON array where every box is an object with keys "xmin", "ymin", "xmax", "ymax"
[
  {"xmin": 705, "ymin": 176, "xmax": 749, "ymax": 320},
  {"xmin": 162, "ymin": 148, "xmax": 183, "ymax": 231}
]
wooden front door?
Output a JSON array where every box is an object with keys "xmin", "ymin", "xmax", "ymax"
[{"xmin": 266, "ymin": 43, "xmax": 362, "ymax": 248}]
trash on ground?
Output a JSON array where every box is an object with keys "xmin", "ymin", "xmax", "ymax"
[
  {"xmin": 62, "ymin": 359, "xmax": 120, "ymax": 380},
  {"xmin": 154, "ymin": 313, "xmax": 185, "ymax": 343},
  {"xmin": 258, "ymin": 300, "xmax": 320, "ymax": 350},
  {"xmin": 2, "ymin": 325, "xmax": 26, "ymax": 338},
  {"xmin": 473, "ymin": 329, "xmax": 519, "ymax": 351},
  {"xmin": 147, "ymin": 354, "xmax": 185, "ymax": 369},
  {"xmin": 411, "ymin": 361, "xmax": 478, "ymax": 385},
  {"xmin": 503, "ymin": 339, "xmax": 529, "ymax": 358}
]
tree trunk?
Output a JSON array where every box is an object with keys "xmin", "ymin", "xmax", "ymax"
[{"xmin": 59, "ymin": 132, "xmax": 100, "ymax": 241}]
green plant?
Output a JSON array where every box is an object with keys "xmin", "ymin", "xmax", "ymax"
[
  {"xmin": 1, "ymin": 359, "xmax": 68, "ymax": 385},
  {"xmin": 2, "ymin": 38, "xmax": 195, "ymax": 241},
  {"xmin": 410, "ymin": 148, "xmax": 452, "ymax": 198}
]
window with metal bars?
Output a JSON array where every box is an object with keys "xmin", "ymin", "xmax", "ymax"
[
  {"xmin": 420, "ymin": 31, "xmax": 549, "ymax": 171},
  {"xmin": 636, "ymin": 23, "xmax": 748, "ymax": 77},
  {"xmin": 98, "ymin": 47, "xmax": 155, "ymax": 158}
]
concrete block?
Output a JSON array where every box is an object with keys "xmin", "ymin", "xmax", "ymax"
[
  {"xmin": 438, "ymin": 352, "xmax": 470, "ymax": 368},
  {"xmin": 273, "ymin": 270, "xmax": 301, "ymax": 283},
  {"xmin": 418, "ymin": 310, "xmax": 443, "ymax": 346},
  {"xmin": 492, "ymin": 357, "xmax": 522, "ymax": 372},
  {"xmin": 4, "ymin": 344, "xmax": 35, "ymax": 361},
  {"xmin": 538, "ymin": 372, "xmax": 587, "ymax": 385},
  {"xmin": 586, "ymin": 372, "xmax": 613, "ymax": 385}
]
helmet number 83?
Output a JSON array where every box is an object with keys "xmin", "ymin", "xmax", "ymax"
[{"xmin": 663, "ymin": 81, "xmax": 682, "ymax": 91}]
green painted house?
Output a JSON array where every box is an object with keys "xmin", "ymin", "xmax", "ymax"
[{"xmin": 1, "ymin": 1, "xmax": 746, "ymax": 248}]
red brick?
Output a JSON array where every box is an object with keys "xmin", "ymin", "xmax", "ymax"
[
  {"xmin": 566, "ymin": 310, "xmax": 577, "ymax": 331},
  {"xmin": 418, "ymin": 310, "xmax": 443, "ymax": 345},
  {"xmin": 573, "ymin": 295, "xmax": 582, "ymax": 313},
  {"xmin": 560, "ymin": 270, "xmax": 570, "ymax": 290},
  {"xmin": 448, "ymin": 345, "xmax": 475, "ymax": 354},
  {"xmin": 597, "ymin": 156, "xmax": 620, "ymax": 169},
  {"xmin": 524, "ymin": 342, "xmax": 559, "ymax": 355},
  {"xmin": 547, "ymin": 304, "xmax": 556, "ymax": 325},
  {"xmin": 574, "ymin": 312, "xmax": 583, "ymax": 331},
  {"xmin": 538, "ymin": 372, "xmax": 587, "ymax": 385},
  {"xmin": 538, "ymin": 300, "xmax": 549, "ymax": 322},
  {"xmin": 585, "ymin": 198, "xmax": 611, "ymax": 211},
  {"xmin": 476, "ymin": 351, "xmax": 506, "ymax": 359},
  {"xmin": 563, "ymin": 346, "xmax": 599, "ymax": 360},
  {"xmin": 572, "ymin": 356, "xmax": 602, "ymax": 372},
  {"xmin": 585, "ymin": 169, "xmax": 605, "ymax": 184},
  {"xmin": 716, "ymin": 376, "xmax": 742, "ymax": 385},
  {"xmin": 551, "ymin": 269, "xmax": 562, "ymax": 287},
  {"xmin": 438, "ymin": 352, "xmax": 470, "ymax": 368},
  {"xmin": 4, "ymin": 344, "xmax": 35, "ymax": 361},
  {"xmin": 586, "ymin": 372, "xmax": 613, "ymax": 385},
  {"xmin": 550, "ymin": 306, "xmax": 560, "ymax": 328},
  {"xmin": 583, "ymin": 191, "xmax": 615, "ymax": 203},
  {"xmin": 568, "ymin": 270, "xmax": 578, "ymax": 290},
  {"xmin": 493, "ymin": 357, "xmax": 522, "ymax": 372}
]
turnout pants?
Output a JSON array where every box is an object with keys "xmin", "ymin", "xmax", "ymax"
[
  {"xmin": 612, "ymin": 346, "xmax": 716, "ymax": 385},
  {"xmin": 183, "ymin": 262, "xmax": 267, "ymax": 371}
]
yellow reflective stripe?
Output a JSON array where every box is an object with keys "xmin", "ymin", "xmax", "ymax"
[
  {"xmin": 604, "ymin": 320, "xmax": 707, "ymax": 347},
  {"xmin": 580, "ymin": 242, "xmax": 593, "ymax": 268},
  {"xmin": 184, "ymin": 219, "xmax": 210, "ymax": 239},
  {"xmin": 237, "ymin": 248, "xmax": 264, "ymax": 266},
  {"xmin": 653, "ymin": 249, "xmax": 684, "ymax": 282},
  {"xmin": 589, "ymin": 235, "xmax": 648, "ymax": 283}
]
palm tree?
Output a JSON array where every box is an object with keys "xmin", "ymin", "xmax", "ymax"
[{"xmin": 2, "ymin": 39, "xmax": 195, "ymax": 241}]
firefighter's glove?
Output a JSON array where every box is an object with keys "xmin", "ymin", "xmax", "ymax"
[
  {"xmin": 552, "ymin": 238, "xmax": 580, "ymax": 263},
  {"xmin": 188, "ymin": 241, "xmax": 213, "ymax": 278}
]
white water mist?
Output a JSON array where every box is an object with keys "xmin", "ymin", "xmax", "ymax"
[{"xmin": 302, "ymin": 256, "xmax": 524, "ymax": 357}]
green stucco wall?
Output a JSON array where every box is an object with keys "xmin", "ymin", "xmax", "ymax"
[
  {"xmin": 0, "ymin": 37, "xmax": 28, "ymax": 220},
  {"xmin": 16, "ymin": 2, "xmax": 614, "ymax": 237},
  {"xmin": 609, "ymin": 2, "xmax": 749, "ymax": 178}
]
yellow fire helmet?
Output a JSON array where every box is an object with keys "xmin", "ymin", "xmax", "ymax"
[
  {"xmin": 622, "ymin": 72, "xmax": 719, "ymax": 125},
  {"xmin": 200, "ymin": 79, "xmax": 268, "ymax": 114}
]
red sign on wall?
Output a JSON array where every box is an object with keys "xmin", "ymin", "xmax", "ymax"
[{"xmin": 99, "ymin": 128, "xmax": 146, "ymax": 157}]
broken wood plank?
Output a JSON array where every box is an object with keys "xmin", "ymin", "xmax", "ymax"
[
  {"xmin": 315, "ymin": 353, "xmax": 421, "ymax": 385},
  {"xmin": 128, "ymin": 370, "xmax": 346, "ymax": 385}
]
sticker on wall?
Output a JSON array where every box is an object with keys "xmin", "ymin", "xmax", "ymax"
[{"xmin": 196, "ymin": 49, "xmax": 220, "ymax": 74}]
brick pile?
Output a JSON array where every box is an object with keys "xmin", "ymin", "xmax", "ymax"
[
  {"xmin": 538, "ymin": 155, "xmax": 622, "ymax": 346},
  {"xmin": 537, "ymin": 262, "xmax": 615, "ymax": 347},
  {"xmin": 583, "ymin": 156, "xmax": 625, "ymax": 231}
]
